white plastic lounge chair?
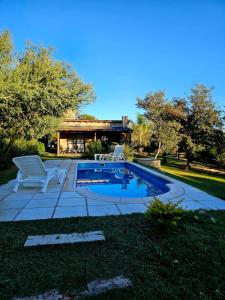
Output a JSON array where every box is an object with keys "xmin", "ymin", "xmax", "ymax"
[
  {"xmin": 12, "ymin": 155, "xmax": 67, "ymax": 193},
  {"xmin": 109, "ymin": 145, "xmax": 125, "ymax": 160},
  {"xmin": 95, "ymin": 145, "xmax": 125, "ymax": 161}
]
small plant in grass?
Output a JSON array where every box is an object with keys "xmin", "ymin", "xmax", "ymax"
[{"xmin": 145, "ymin": 197, "xmax": 185, "ymax": 230}]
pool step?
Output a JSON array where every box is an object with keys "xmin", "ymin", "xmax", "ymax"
[{"xmin": 24, "ymin": 231, "xmax": 105, "ymax": 247}]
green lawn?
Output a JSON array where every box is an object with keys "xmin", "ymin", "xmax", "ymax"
[
  {"xmin": 1, "ymin": 213, "xmax": 225, "ymax": 299},
  {"xmin": 0, "ymin": 165, "xmax": 17, "ymax": 185},
  {"xmin": 159, "ymin": 162, "xmax": 225, "ymax": 200}
]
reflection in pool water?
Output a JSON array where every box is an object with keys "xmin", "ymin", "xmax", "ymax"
[{"xmin": 77, "ymin": 162, "xmax": 170, "ymax": 198}]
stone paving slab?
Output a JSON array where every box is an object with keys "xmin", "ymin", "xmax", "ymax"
[
  {"xmin": 24, "ymin": 231, "xmax": 105, "ymax": 247},
  {"xmin": 0, "ymin": 198, "xmax": 31, "ymax": 209},
  {"xmin": 0, "ymin": 209, "xmax": 21, "ymax": 221},
  {"xmin": 117, "ymin": 203, "xmax": 147, "ymax": 214},
  {"xmin": 15, "ymin": 208, "xmax": 54, "ymax": 221},
  {"xmin": 81, "ymin": 275, "xmax": 132, "ymax": 297},
  {"xmin": 53, "ymin": 206, "xmax": 88, "ymax": 218},
  {"xmin": 25, "ymin": 199, "xmax": 58, "ymax": 209},
  {"xmin": 88, "ymin": 204, "xmax": 120, "ymax": 216},
  {"xmin": 58, "ymin": 197, "xmax": 86, "ymax": 206}
]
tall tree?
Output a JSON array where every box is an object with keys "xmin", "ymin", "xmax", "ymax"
[
  {"xmin": 182, "ymin": 84, "xmax": 223, "ymax": 169},
  {"xmin": 0, "ymin": 31, "xmax": 95, "ymax": 155},
  {"xmin": 137, "ymin": 91, "xmax": 183, "ymax": 159}
]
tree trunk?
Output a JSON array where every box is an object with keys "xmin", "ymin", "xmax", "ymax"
[
  {"xmin": 155, "ymin": 142, "xmax": 161, "ymax": 159},
  {"xmin": 185, "ymin": 157, "xmax": 190, "ymax": 171},
  {"xmin": 162, "ymin": 153, "xmax": 168, "ymax": 163}
]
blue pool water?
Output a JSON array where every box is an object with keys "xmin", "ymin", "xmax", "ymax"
[{"xmin": 77, "ymin": 162, "xmax": 170, "ymax": 198}]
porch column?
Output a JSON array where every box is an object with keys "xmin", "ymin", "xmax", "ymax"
[
  {"xmin": 57, "ymin": 131, "xmax": 60, "ymax": 156},
  {"xmin": 94, "ymin": 132, "xmax": 97, "ymax": 141}
]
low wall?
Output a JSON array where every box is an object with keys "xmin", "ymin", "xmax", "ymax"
[{"xmin": 136, "ymin": 158, "xmax": 161, "ymax": 169}]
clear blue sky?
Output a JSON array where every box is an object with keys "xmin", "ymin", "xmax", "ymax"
[{"xmin": 0, "ymin": 0, "xmax": 225, "ymax": 121}]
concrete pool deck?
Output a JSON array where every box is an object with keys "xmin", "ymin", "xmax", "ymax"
[{"xmin": 0, "ymin": 159, "xmax": 225, "ymax": 221}]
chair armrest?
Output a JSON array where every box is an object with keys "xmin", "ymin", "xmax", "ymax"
[{"xmin": 16, "ymin": 170, "xmax": 23, "ymax": 181}]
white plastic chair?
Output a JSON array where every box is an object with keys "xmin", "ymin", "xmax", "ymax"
[
  {"xmin": 109, "ymin": 145, "xmax": 125, "ymax": 160},
  {"xmin": 12, "ymin": 155, "xmax": 67, "ymax": 193},
  {"xmin": 95, "ymin": 145, "xmax": 125, "ymax": 161}
]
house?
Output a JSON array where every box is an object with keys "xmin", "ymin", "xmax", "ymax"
[{"xmin": 56, "ymin": 116, "xmax": 132, "ymax": 155}]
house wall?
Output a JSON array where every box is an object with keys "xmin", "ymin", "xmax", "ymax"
[
  {"xmin": 56, "ymin": 116, "xmax": 132, "ymax": 155},
  {"xmin": 57, "ymin": 131, "xmax": 128, "ymax": 154}
]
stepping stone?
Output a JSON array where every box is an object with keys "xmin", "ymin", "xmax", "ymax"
[
  {"xmin": 24, "ymin": 231, "xmax": 105, "ymax": 247},
  {"xmin": 79, "ymin": 276, "xmax": 133, "ymax": 297},
  {"xmin": 14, "ymin": 276, "xmax": 132, "ymax": 299}
]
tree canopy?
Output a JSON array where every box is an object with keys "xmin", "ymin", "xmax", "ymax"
[
  {"xmin": 79, "ymin": 114, "xmax": 97, "ymax": 120},
  {"xmin": 136, "ymin": 84, "xmax": 224, "ymax": 168},
  {"xmin": 0, "ymin": 30, "xmax": 95, "ymax": 143},
  {"xmin": 137, "ymin": 91, "xmax": 183, "ymax": 159},
  {"xmin": 131, "ymin": 113, "xmax": 152, "ymax": 151}
]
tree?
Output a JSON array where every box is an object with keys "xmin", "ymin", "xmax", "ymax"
[
  {"xmin": 137, "ymin": 91, "xmax": 183, "ymax": 159},
  {"xmin": 181, "ymin": 84, "xmax": 223, "ymax": 169},
  {"xmin": 131, "ymin": 113, "xmax": 152, "ymax": 152},
  {"xmin": 208, "ymin": 129, "xmax": 225, "ymax": 167},
  {"xmin": 79, "ymin": 114, "xmax": 97, "ymax": 120},
  {"xmin": 0, "ymin": 30, "xmax": 95, "ymax": 158}
]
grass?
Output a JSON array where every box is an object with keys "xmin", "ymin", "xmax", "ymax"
[
  {"xmin": 0, "ymin": 165, "xmax": 17, "ymax": 185},
  {"xmin": 1, "ymin": 213, "xmax": 225, "ymax": 299},
  {"xmin": 159, "ymin": 159, "xmax": 225, "ymax": 200},
  {"xmin": 160, "ymin": 165, "xmax": 225, "ymax": 199}
]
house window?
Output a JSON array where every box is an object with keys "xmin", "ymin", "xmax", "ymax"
[
  {"xmin": 67, "ymin": 134, "xmax": 85, "ymax": 153},
  {"xmin": 76, "ymin": 134, "xmax": 85, "ymax": 152}
]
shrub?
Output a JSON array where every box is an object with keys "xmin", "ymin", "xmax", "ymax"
[
  {"xmin": 194, "ymin": 147, "xmax": 215, "ymax": 164},
  {"xmin": 124, "ymin": 144, "xmax": 134, "ymax": 161},
  {"xmin": 0, "ymin": 138, "xmax": 46, "ymax": 168},
  {"xmin": 11, "ymin": 139, "xmax": 45, "ymax": 157},
  {"xmin": 145, "ymin": 198, "xmax": 185, "ymax": 230},
  {"xmin": 36, "ymin": 141, "xmax": 46, "ymax": 155},
  {"xmin": 86, "ymin": 140, "xmax": 102, "ymax": 158},
  {"xmin": 210, "ymin": 148, "xmax": 225, "ymax": 167}
]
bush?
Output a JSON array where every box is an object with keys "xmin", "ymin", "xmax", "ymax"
[
  {"xmin": 145, "ymin": 198, "xmax": 185, "ymax": 230},
  {"xmin": 86, "ymin": 140, "xmax": 102, "ymax": 158},
  {"xmin": 11, "ymin": 139, "xmax": 45, "ymax": 157},
  {"xmin": 124, "ymin": 144, "xmax": 134, "ymax": 161},
  {"xmin": 210, "ymin": 148, "xmax": 225, "ymax": 167},
  {"xmin": 194, "ymin": 147, "xmax": 215, "ymax": 164},
  {"xmin": 0, "ymin": 138, "xmax": 46, "ymax": 169}
]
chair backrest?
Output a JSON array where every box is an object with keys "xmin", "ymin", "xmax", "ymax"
[
  {"xmin": 113, "ymin": 145, "xmax": 124, "ymax": 156},
  {"xmin": 12, "ymin": 155, "xmax": 47, "ymax": 178}
]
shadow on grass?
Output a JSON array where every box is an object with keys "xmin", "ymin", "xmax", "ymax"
[{"xmin": 160, "ymin": 167, "xmax": 225, "ymax": 200}]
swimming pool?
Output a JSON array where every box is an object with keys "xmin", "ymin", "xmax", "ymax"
[{"xmin": 76, "ymin": 162, "xmax": 171, "ymax": 198}]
